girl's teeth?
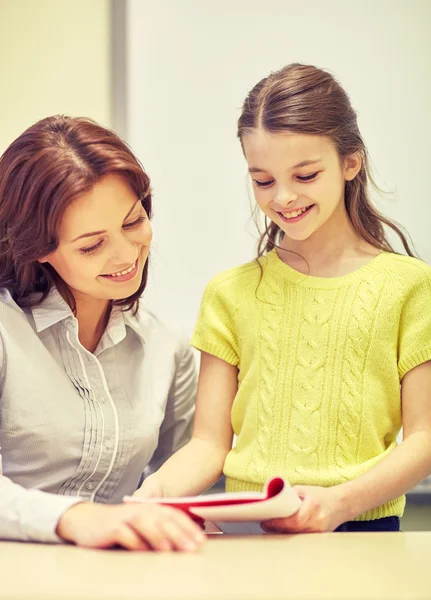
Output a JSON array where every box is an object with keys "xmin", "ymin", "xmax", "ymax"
[{"xmin": 282, "ymin": 207, "xmax": 308, "ymax": 219}]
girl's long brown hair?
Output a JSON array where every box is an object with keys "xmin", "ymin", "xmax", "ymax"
[
  {"xmin": 0, "ymin": 115, "xmax": 152, "ymax": 312},
  {"xmin": 237, "ymin": 63, "xmax": 414, "ymax": 258}
]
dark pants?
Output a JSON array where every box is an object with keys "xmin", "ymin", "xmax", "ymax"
[{"xmin": 334, "ymin": 516, "xmax": 400, "ymax": 532}]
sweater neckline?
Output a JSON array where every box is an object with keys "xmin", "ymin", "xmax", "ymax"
[{"xmin": 265, "ymin": 249, "xmax": 389, "ymax": 289}]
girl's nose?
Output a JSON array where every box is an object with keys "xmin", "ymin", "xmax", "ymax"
[{"xmin": 274, "ymin": 186, "xmax": 299, "ymax": 208}]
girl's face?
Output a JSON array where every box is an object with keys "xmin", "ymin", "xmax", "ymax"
[
  {"xmin": 242, "ymin": 130, "xmax": 361, "ymax": 243},
  {"xmin": 40, "ymin": 174, "xmax": 152, "ymax": 304}
]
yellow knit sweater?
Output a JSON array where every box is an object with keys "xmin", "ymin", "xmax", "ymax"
[{"xmin": 191, "ymin": 250, "xmax": 431, "ymax": 520}]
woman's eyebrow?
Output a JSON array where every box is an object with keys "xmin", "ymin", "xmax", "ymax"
[{"xmin": 70, "ymin": 199, "xmax": 141, "ymax": 243}]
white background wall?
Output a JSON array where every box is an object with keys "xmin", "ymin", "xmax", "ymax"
[{"xmin": 125, "ymin": 0, "xmax": 431, "ymax": 335}]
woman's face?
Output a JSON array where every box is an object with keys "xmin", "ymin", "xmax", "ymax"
[{"xmin": 40, "ymin": 174, "xmax": 152, "ymax": 304}]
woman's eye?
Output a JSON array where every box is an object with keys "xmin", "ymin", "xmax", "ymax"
[
  {"xmin": 78, "ymin": 215, "xmax": 146, "ymax": 255},
  {"xmin": 80, "ymin": 240, "xmax": 103, "ymax": 256},
  {"xmin": 123, "ymin": 215, "xmax": 146, "ymax": 229},
  {"xmin": 254, "ymin": 179, "xmax": 274, "ymax": 188},
  {"xmin": 297, "ymin": 172, "xmax": 318, "ymax": 182}
]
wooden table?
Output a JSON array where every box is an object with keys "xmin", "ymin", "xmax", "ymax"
[{"xmin": 0, "ymin": 532, "xmax": 430, "ymax": 600}]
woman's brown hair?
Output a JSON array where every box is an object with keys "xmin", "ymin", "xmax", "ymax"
[
  {"xmin": 237, "ymin": 63, "xmax": 414, "ymax": 258},
  {"xmin": 0, "ymin": 115, "xmax": 152, "ymax": 312}
]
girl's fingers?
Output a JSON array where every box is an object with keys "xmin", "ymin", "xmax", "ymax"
[{"xmin": 262, "ymin": 497, "xmax": 315, "ymax": 532}]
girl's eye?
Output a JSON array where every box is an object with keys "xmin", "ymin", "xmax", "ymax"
[
  {"xmin": 123, "ymin": 215, "xmax": 146, "ymax": 229},
  {"xmin": 297, "ymin": 172, "xmax": 318, "ymax": 182},
  {"xmin": 80, "ymin": 240, "xmax": 103, "ymax": 256},
  {"xmin": 254, "ymin": 179, "xmax": 274, "ymax": 188}
]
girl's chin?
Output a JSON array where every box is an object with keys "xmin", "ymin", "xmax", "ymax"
[{"xmin": 280, "ymin": 228, "xmax": 316, "ymax": 243}]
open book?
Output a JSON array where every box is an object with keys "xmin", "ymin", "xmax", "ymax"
[{"xmin": 124, "ymin": 476, "xmax": 301, "ymax": 522}]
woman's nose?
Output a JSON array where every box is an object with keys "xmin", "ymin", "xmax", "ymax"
[{"xmin": 111, "ymin": 235, "xmax": 139, "ymax": 266}]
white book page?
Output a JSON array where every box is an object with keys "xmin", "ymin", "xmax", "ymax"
[{"xmin": 124, "ymin": 477, "xmax": 301, "ymax": 522}]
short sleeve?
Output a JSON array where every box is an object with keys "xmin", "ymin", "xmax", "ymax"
[
  {"xmin": 191, "ymin": 277, "xmax": 239, "ymax": 366},
  {"xmin": 398, "ymin": 268, "xmax": 431, "ymax": 379}
]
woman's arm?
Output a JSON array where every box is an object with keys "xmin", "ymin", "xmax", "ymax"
[
  {"xmin": 263, "ymin": 361, "xmax": 431, "ymax": 533},
  {"xmin": 136, "ymin": 351, "xmax": 238, "ymax": 498},
  {"xmin": 143, "ymin": 344, "xmax": 197, "ymax": 477},
  {"xmin": 0, "ymin": 451, "xmax": 204, "ymax": 550},
  {"xmin": 0, "ymin": 471, "xmax": 83, "ymax": 542}
]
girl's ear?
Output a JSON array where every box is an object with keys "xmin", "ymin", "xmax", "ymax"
[{"xmin": 344, "ymin": 152, "xmax": 362, "ymax": 181}]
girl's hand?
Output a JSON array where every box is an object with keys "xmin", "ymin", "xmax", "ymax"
[
  {"xmin": 261, "ymin": 484, "xmax": 351, "ymax": 533},
  {"xmin": 133, "ymin": 475, "xmax": 165, "ymax": 498},
  {"xmin": 57, "ymin": 502, "xmax": 205, "ymax": 551}
]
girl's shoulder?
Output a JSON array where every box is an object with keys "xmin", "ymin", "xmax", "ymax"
[
  {"xmin": 380, "ymin": 253, "xmax": 431, "ymax": 288},
  {"xmin": 202, "ymin": 258, "xmax": 264, "ymax": 299}
]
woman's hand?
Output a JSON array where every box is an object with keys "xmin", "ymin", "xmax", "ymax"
[
  {"xmin": 261, "ymin": 484, "xmax": 351, "ymax": 534},
  {"xmin": 56, "ymin": 502, "xmax": 205, "ymax": 551}
]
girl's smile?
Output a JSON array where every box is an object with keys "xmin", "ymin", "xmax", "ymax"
[{"xmin": 277, "ymin": 204, "xmax": 315, "ymax": 223}]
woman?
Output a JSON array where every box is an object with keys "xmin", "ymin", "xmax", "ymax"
[{"xmin": 0, "ymin": 115, "xmax": 204, "ymax": 552}]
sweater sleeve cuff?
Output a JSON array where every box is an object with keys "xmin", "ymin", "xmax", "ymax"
[
  {"xmin": 191, "ymin": 333, "xmax": 239, "ymax": 366},
  {"xmin": 399, "ymin": 343, "xmax": 431, "ymax": 380}
]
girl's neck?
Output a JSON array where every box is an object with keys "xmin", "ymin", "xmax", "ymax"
[{"xmin": 277, "ymin": 207, "xmax": 380, "ymax": 277}]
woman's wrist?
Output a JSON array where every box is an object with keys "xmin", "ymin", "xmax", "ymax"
[{"xmin": 56, "ymin": 502, "xmax": 88, "ymax": 542}]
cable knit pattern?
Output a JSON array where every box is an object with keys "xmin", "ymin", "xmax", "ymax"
[
  {"xmin": 336, "ymin": 275, "xmax": 385, "ymax": 478},
  {"xmin": 289, "ymin": 289, "xmax": 336, "ymax": 481},
  {"xmin": 247, "ymin": 272, "xmax": 284, "ymax": 483},
  {"xmin": 191, "ymin": 251, "xmax": 431, "ymax": 520}
]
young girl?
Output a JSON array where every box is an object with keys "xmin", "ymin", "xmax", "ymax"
[
  {"xmin": 0, "ymin": 115, "xmax": 205, "ymax": 551},
  {"xmin": 137, "ymin": 64, "xmax": 431, "ymax": 533}
]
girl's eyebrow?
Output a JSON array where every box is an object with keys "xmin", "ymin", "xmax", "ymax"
[
  {"xmin": 292, "ymin": 159, "xmax": 322, "ymax": 169},
  {"xmin": 70, "ymin": 199, "xmax": 141, "ymax": 243},
  {"xmin": 248, "ymin": 159, "xmax": 322, "ymax": 174}
]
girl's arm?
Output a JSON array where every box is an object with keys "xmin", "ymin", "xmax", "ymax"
[
  {"xmin": 263, "ymin": 360, "xmax": 431, "ymax": 533},
  {"xmin": 136, "ymin": 351, "xmax": 238, "ymax": 498},
  {"xmin": 338, "ymin": 360, "xmax": 431, "ymax": 518}
]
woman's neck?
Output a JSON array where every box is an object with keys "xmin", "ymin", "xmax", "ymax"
[{"xmin": 73, "ymin": 295, "xmax": 112, "ymax": 353}]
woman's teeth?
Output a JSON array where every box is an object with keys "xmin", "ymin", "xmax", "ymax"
[
  {"xmin": 105, "ymin": 261, "xmax": 136, "ymax": 277},
  {"xmin": 280, "ymin": 206, "xmax": 309, "ymax": 219}
]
